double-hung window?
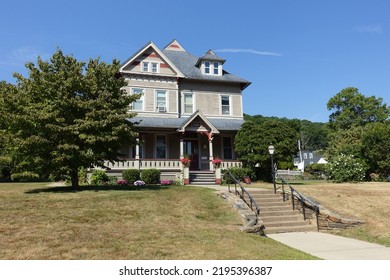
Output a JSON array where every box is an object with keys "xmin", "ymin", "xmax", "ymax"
[
  {"xmin": 131, "ymin": 88, "xmax": 144, "ymax": 111},
  {"xmin": 213, "ymin": 62, "xmax": 220, "ymax": 75},
  {"xmin": 183, "ymin": 93, "xmax": 193, "ymax": 114},
  {"xmin": 142, "ymin": 62, "xmax": 149, "ymax": 72},
  {"xmin": 156, "ymin": 90, "xmax": 167, "ymax": 112},
  {"xmin": 204, "ymin": 61, "xmax": 210, "ymax": 74},
  {"xmin": 151, "ymin": 62, "xmax": 158, "ymax": 73},
  {"xmin": 221, "ymin": 95, "xmax": 230, "ymax": 115}
]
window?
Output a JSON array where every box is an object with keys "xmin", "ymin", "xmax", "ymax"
[
  {"xmin": 183, "ymin": 93, "xmax": 193, "ymax": 114},
  {"xmin": 142, "ymin": 62, "xmax": 149, "ymax": 72},
  {"xmin": 156, "ymin": 135, "xmax": 167, "ymax": 159},
  {"xmin": 151, "ymin": 62, "xmax": 158, "ymax": 73},
  {"xmin": 223, "ymin": 137, "xmax": 233, "ymax": 159},
  {"xmin": 213, "ymin": 62, "xmax": 219, "ymax": 75},
  {"xmin": 131, "ymin": 88, "xmax": 144, "ymax": 111},
  {"xmin": 156, "ymin": 90, "xmax": 167, "ymax": 112},
  {"xmin": 204, "ymin": 61, "xmax": 210, "ymax": 74},
  {"xmin": 304, "ymin": 153, "xmax": 308, "ymax": 159},
  {"xmin": 221, "ymin": 95, "xmax": 230, "ymax": 115},
  {"xmin": 309, "ymin": 153, "xmax": 313, "ymax": 159}
]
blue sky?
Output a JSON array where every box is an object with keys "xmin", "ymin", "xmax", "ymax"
[{"xmin": 1, "ymin": 0, "xmax": 389, "ymax": 122}]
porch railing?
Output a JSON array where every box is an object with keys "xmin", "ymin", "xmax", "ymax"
[
  {"xmin": 220, "ymin": 160, "xmax": 242, "ymax": 169},
  {"xmin": 104, "ymin": 159, "xmax": 181, "ymax": 170},
  {"xmin": 103, "ymin": 159, "xmax": 242, "ymax": 170}
]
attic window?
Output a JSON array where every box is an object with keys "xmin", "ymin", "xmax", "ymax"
[
  {"xmin": 142, "ymin": 61, "xmax": 160, "ymax": 73},
  {"xmin": 202, "ymin": 61, "xmax": 221, "ymax": 76}
]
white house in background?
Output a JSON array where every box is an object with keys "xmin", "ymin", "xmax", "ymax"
[
  {"xmin": 105, "ymin": 40, "xmax": 251, "ymax": 184},
  {"xmin": 294, "ymin": 150, "xmax": 327, "ymax": 171}
]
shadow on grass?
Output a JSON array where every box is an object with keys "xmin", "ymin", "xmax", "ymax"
[{"xmin": 25, "ymin": 184, "xmax": 169, "ymax": 194}]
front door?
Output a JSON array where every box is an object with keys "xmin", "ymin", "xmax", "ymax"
[{"xmin": 183, "ymin": 140, "xmax": 199, "ymax": 170}]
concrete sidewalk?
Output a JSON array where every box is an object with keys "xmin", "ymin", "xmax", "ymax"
[{"xmin": 267, "ymin": 231, "xmax": 390, "ymax": 260}]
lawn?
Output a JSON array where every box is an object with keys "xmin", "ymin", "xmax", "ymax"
[
  {"xmin": 0, "ymin": 183, "xmax": 316, "ymax": 260},
  {"xmin": 250, "ymin": 180, "xmax": 390, "ymax": 247}
]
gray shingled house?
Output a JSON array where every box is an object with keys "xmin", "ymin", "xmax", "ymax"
[{"xmin": 104, "ymin": 40, "xmax": 251, "ymax": 184}]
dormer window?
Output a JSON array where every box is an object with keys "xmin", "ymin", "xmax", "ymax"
[{"xmin": 202, "ymin": 61, "xmax": 221, "ymax": 76}]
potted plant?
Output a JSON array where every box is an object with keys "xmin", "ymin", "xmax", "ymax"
[{"xmin": 211, "ymin": 158, "xmax": 223, "ymax": 168}]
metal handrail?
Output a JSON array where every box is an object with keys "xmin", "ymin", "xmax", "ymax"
[
  {"xmin": 224, "ymin": 171, "xmax": 260, "ymax": 217},
  {"xmin": 278, "ymin": 176, "xmax": 320, "ymax": 231}
]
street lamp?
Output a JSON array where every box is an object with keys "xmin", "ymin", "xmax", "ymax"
[{"xmin": 268, "ymin": 145, "xmax": 276, "ymax": 194}]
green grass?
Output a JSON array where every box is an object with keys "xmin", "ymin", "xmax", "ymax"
[{"xmin": 0, "ymin": 182, "xmax": 316, "ymax": 260}]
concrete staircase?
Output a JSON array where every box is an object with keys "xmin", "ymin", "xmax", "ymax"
[
  {"xmin": 189, "ymin": 171, "xmax": 215, "ymax": 185},
  {"xmin": 247, "ymin": 189, "xmax": 316, "ymax": 234}
]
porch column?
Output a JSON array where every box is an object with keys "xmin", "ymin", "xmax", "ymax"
[
  {"xmin": 134, "ymin": 137, "xmax": 140, "ymax": 171},
  {"xmin": 209, "ymin": 138, "xmax": 214, "ymax": 171},
  {"xmin": 180, "ymin": 136, "xmax": 184, "ymax": 159}
]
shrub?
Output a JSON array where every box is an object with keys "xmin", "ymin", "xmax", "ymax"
[
  {"xmin": 160, "ymin": 179, "xmax": 173, "ymax": 186},
  {"xmin": 11, "ymin": 171, "xmax": 40, "ymax": 182},
  {"xmin": 141, "ymin": 169, "xmax": 161, "ymax": 184},
  {"xmin": 0, "ymin": 156, "xmax": 12, "ymax": 182},
  {"xmin": 122, "ymin": 169, "xmax": 141, "ymax": 183},
  {"xmin": 223, "ymin": 167, "xmax": 255, "ymax": 184},
  {"xmin": 327, "ymin": 154, "xmax": 367, "ymax": 183},
  {"xmin": 90, "ymin": 170, "xmax": 109, "ymax": 185}
]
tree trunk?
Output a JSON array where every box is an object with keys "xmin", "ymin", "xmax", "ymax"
[{"xmin": 70, "ymin": 168, "xmax": 79, "ymax": 188}]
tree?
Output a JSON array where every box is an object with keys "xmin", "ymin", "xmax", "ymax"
[
  {"xmin": 1, "ymin": 50, "xmax": 139, "ymax": 187},
  {"xmin": 299, "ymin": 120, "xmax": 329, "ymax": 151},
  {"xmin": 362, "ymin": 122, "xmax": 390, "ymax": 179},
  {"xmin": 327, "ymin": 87, "xmax": 390, "ymax": 131},
  {"xmin": 234, "ymin": 119, "xmax": 299, "ymax": 180}
]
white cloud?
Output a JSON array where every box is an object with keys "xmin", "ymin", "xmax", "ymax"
[
  {"xmin": 214, "ymin": 48, "xmax": 282, "ymax": 57},
  {"xmin": 355, "ymin": 24, "xmax": 382, "ymax": 34}
]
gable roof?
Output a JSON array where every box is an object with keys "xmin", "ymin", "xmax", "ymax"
[
  {"xmin": 120, "ymin": 41, "xmax": 185, "ymax": 77},
  {"xmin": 196, "ymin": 50, "xmax": 226, "ymax": 66},
  {"xmin": 177, "ymin": 109, "xmax": 219, "ymax": 134}
]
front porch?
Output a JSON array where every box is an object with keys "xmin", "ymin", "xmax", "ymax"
[{"xmin": 103, "ymin": 159, "xmax": 242, "ymax": 184}]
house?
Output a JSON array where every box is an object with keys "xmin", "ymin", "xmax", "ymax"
[
  {"xmin": 104, "ymin": 40, "xmax": 251, "ymax": 184},
  {"xmin": 293, "ymin": 150, "xmax": 328, "ymax": 171}
]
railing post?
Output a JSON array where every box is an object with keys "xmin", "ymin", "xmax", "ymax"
[
  {"xmin": 291, "ymin": 190, "xmax": 295, "ymax": 210},
  {"xmin": 282, "ymin": 181, "xmax": 285, "ymax": 202},
  {"xmin": 301, "ymin": 199, "xmax": 306, "ymax": 220},
  {"xmin": 316, "ymin": 207, "xmax": 320, "ymax": 231}
]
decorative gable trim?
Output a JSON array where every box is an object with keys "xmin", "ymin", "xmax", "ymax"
[
  {"xmin": 177, "ymin": 109, "xmax": 220, "ymax": 134},
  {"xmin": 163, "ymin": 39, "xmax": 187, "ymax": 52},
  {"xmin": 120, "ymin": 41, "xmax": 185, "ymax": 78}
]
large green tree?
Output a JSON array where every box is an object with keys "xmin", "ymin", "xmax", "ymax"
[
  {"xmin": 362, "ymin": 122, "xmax": 390, "ymax": 178},
  {"xmin": 235, "ymin": 119, "xmax": 300, "ymax": 178},
  {"xmin": 0, "ymin": 50, "xmax": 139, "ymax": 187},
  {"xmin": 327, "ymin": 87, "xmax": 390, "ymax": 131}
]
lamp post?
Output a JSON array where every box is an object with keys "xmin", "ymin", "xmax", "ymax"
[{"xmin": 268, "ymin": 145, "xmax": 276, "ymax": 194}]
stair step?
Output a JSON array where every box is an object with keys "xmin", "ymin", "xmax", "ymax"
[
  {"xmin": 261, "ymin": 215, "xmax": 303, "ymax": 223},
  {"xmin": 264, "ymin": 225, "xmax": 315, "ymax": 234}
]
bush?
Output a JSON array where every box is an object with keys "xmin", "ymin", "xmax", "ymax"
[
  {"xmin": 11, "ymin": 171, "xmax": 40, "ymax": 182},
  {"xmin": 0, "ymin": 156, "xmax": 12, "ymax": 182},
  {"xmin": 122, "ymin": 169, "xmax": 141, "ymax": 183},
  {"xmin": 327, "ymin": 154, "xmax": 367, "ymax": 183},
  {"xmin": 223, "ymin": 167, "xmax": 255, "ymax": 184},
  {"xmin": 305, "ymin": 163, "xmax": 327, "ymax": 179},
  {"xmin": 141, "ymin": 169, "xmax": 161, "ymax": 184},
  {"xmin": 90, "ymin": 170, "xmax": 109, "ymax": 185}
]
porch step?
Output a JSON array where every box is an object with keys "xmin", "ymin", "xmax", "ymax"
[{"xmin": 189, "ymin": 171, "xmax": 215, "ymax": 185}]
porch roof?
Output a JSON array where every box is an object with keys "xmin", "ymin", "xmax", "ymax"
[{"xmin": 128, "ymin": 116, "xmax": 245, "ymax": 131}]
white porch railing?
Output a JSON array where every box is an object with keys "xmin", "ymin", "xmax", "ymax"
[
  {"xmin": 104, "ymin": 159, "xmax": 181, "ymax": 170},
  {"xmin": 220, "ymin": 160, "xmax": 242, "ymax": 169},
  {"xmin": 103, "ymin": 159, "xmax": 242, "ymax": 170}
]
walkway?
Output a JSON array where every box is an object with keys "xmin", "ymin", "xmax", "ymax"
[{"xmin": 267, "ymin": 231, "xmax": 390, "ymax": 260}]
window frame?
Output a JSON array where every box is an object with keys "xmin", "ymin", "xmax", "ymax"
[
  {"xmin": 221, "ymin": 95, "xmax": 231, "ymax": 115},
  {"xmin": 131, "ymin": 87, "xmax": 145, "ymax": 111},
  {"xmin": 222, "ymin": 136, "xmax": 233, "ymax": 160},
  {"xmin": 155, "ymin": 89, "xmax": 168, "ymax": 112},
  {"xmin": 182, "ymin": 92, "xmax": 194, "ymax": 114}
]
